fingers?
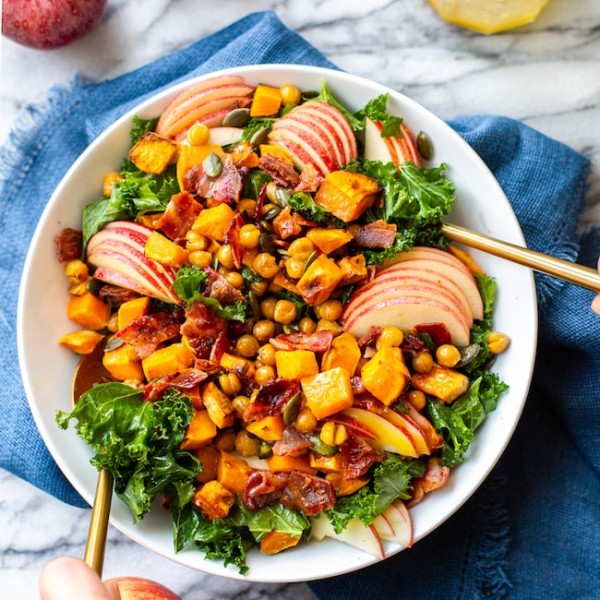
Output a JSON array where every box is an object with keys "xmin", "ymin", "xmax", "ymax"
[
  {"xmin": 592, "ymin": 294, "xmax": 600, "ymax": 314},
  {"xmin": 40, "ymin": 557, "xmax": 120, "ymax": 600}
]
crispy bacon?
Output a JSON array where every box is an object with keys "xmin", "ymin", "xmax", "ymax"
[
  {"xmin": 229, "ymin": 142, "xmax": 260, "ymax": 169},
  {"xmin": 294, "ymin": 163, "xmax": 324, "ymax": 193},
  {"xmin": 180, "ymin": 302, "xmax": 228, "ymax": 359},
  {"xmin": 350, "ymin": 376, "xmax": 366, "ymax": 395},
  {"xmin": 204, "ymin": 266, "xmax": 245, "ymax": 305},
  {"xmin": 269, "ymin": 331, "xmax": 334, "ymax": 352},
  {"xmin": 116, "ymin": 310, "xmax": 184, "ymax": 359},
  {"xmin": 356, "ymin": 327, "xmax": 382, "ymax": 349},
  {"xmin": 273, "ymin": 425, "xmax": 313, "ymax": 457},
  {"xmin": 254, "ymin": 181, "xmax": 268, "ymax": 223},
  {"xmin": 98, "ymin": 284, "xmax": 140, "ymax": 308},
  {"xmin": 407, "ymin": 457, "xmax": 450, "ymax": 507},
  {"xmin": 354, "ymin": 220, "xmax": 397, "ymax": 249},
  {"xmin": 184, "ymin": 157, "xmax": 242, "ymax": 205},
  {"xmin": 224, "ymin": 213, "xmax": 245, "ymax": 269},
  {"xmin": 280, "ymin": 470, "xmax": 336, "ymax": 516},
  {"xmin": 414, "ymin": 323, "xmax": 452, "ymax": 348},
  {"xmin": 154, "ymin": 192, "xmax": 202, "ymax": 240},
  {"xmin": 54, "ymin": 228, "xmax": 82, "ymax": 262},
  {"xmin": 258, "ymin": 154, "xmax": 300, "ymax": 188},
  {"xmin": 242, "ymin": 470, "xmax": 289, "ymax": 510},
  {"xmin": 143, "ymin": 368, "xmax": 211, "ymax": 402},
  {"xmin": 208, "ymin": 331, "xmax": 230, "ymax": 364},
  {"xmin": 401, "ymin": 332, "xmax": 429, "ymax": 358},
  {"xmin": 243, "ymin": 378, "xmax": 301, "ymax": 423},
  {"xmin": 341, "ymin": 435, "xmax": 385, "ymax": 479}
]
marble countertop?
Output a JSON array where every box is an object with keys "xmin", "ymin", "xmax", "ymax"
[{"xmin": 1, "ymin": 0, "xmax": 599, "ymax": 598}]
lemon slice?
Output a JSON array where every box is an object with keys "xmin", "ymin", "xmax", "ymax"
[{"xmin": 428, "ymin": 0, "xmax": 550, "ymax": 34}]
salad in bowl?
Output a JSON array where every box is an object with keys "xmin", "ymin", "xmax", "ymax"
[{"xmin": 18, "ymin": 65, "xmax": 537, "ymax": 581}]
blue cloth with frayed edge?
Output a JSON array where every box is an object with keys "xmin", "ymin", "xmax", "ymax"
[{"xmin": 1, "ymin": 11, "xmax": 598, "ymax": 598}]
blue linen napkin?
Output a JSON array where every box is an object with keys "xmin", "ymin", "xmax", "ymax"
[{"xmin": 1, "ymin": 11, "xmax": 598, "ymax": 598}]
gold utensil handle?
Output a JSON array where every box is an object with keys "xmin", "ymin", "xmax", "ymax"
[
  {"xmin": 441, "ymin": 223, "xmax": 600, "ymax": 293},
  {"xmin": 84, "ymin": 469, "xmax": 113, "ymax": 576}
]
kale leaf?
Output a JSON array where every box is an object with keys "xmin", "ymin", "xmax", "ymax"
[{"xmin": 355, "ymin": 93, "xmax": 403, "ymax": 138}]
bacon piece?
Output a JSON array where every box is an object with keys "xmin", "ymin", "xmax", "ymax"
[
  {"xmin": 54, "ymin": 228, "xmax": 82, "ymax": 262},
  {"xmin": 154, "ymin": 191, "xmax": 202, "ymax": 240},
  {"xmin": 269, "ymin": 331, "xmax": 334, "ymax": 352},
  {"xmin": 143, "ymin": 368, "xmax": 211, "ymax": 402},
  {"xmin": 204, "ymin": 266, "xmax": 245, "ymax": 305},
  {"xmin": 180, "ymin": 302, "xmax": 228, "ymax": 359},
  {"xmin": 258, "ymin": 154, "xmax": 300, "ymax": 188},
  {"xmin": 350, "ymin": 376, "xmax": 366, "ymax": 395},
  {"xmin": 407, "ymin": 457, "xmax": 450, "ymax": 507},
  {"xmin": 294, "ymin": 163, "xmax": 324, "ymax": 194},
  {"xmin": 280, "ymin": 470, "xmax": 336, "ymax": 516},
  {"xmin": 414, "ymin": 322, "xmax": 452, "ymax": 348},
  {"xmin": 354, "ymin": 220, "xmax": 397, "ymax": 249},
  {"xmin": 229, "ymin": 142, "xmax": 260, "ymax": 169},
  {"xmin": 401, "ymin": 333, "xmax": 429, "ymax": 359},
  {"xmin": 184, "ymin": 157, "xmax": 242, "ymax": 205},
  {"xmin": 208, "ymin": 331, "xmax": 230, "ymax": 364},
  {"xmin": 273, "ymin": 425, "xmax": 313, "ymax": 457},
  {"xmin": 98, "ymin": 284, "xmax": 140, "ymax": 308},
  {"xmin": 242, "ymin": 470, "xmax": 289, "ymax": 510},
  {"xmin": 356, "ymin": 327, "xmax": 382, "ymax": 349},
  {"xmin": 254, "ymin": 181, "xmax": 268, "ymax": 223},
  {"xmin": 116, "ymin": 310, "xmax": 184, "ymax": 359},
  {"xmin": 224, "ymin": 213, "xmax": 245, "ymax": 269},
  {"xmin": 243, "ymin": 378, "xmax": 301, "ymax": 423},
  {"xmin": 341, "ymin": 435, "xmax": 385, "ymax": 479}
]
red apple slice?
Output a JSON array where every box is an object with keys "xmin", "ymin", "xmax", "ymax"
[
  {"xmin": 383, "ymin": 245, "xmax": 472, "ymax": 276},
  {"xmin": 311, "ymin": 515, "xmax": 385, "ymax": 559},
  {"xmin": 364, "ymin": 117, "xmax": 421, "ymax": 167},
  {"xmin": 376, "ymin": 500, "xmax": 413, "ymax": 548},
  {"xmin": 207, "ymin": 126, "xmax": 244, "ymax": 146},
  {"xmin": 382, "ymin": 408, "xmax": 431, "ymax": 456}
]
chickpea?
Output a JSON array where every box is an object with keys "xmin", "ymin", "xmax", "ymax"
[
  {"xmin": 436, "ymin": 344, "xmax": 461, "ymax": 368},
  {"xmin": 238, "ymin": 198, "xmax": 257, "ymax": 217},
  {"xmin": 316, "ymin": 319, "xmax": 344, "ymax": 336},
  {"xmin": 273, "ymin": 299, "xmax": 298, "ymax": 324},
  {"xmin": 64, "ymin": 259, "xmax": 89, "ymax": 285},
  {"xmin": 239, "ymin": 223, "xmax": 260, "ymax": 249},
  {"xmin": 235, "ymin": 430, "xmax": 260, "ymax": 457},
  {"xmin": 257, "ymin": 343, "xmax": 277, "ymax": 366},
  {"xmin": 236, "ymin": 334, "xmax": 260, "ymax": 358},
  {"xmin": 255, "ymin": 364, "xmax": 276, "ymax": 386},
  {"xmin": 250, "ymin": 279, "xmax": 269, "ymax": 297},
  {"xmin": 217, "ymin": 244, "xmax": 235, "ymax": 269},
  {"xmin": 288, "ymin": 237, "xmax": 315, "ymax": 259},
  {"xmin": 102, "ymin": 171, "xmax": 121, "ymax": 197},
  {"xmin": 298, "ymin": 317, "xmax": 317, "ymax": 334},
  {"xmin": 188, "ymin": 250, "xmax": 213, "ymax": 268},
  {"xmin": 225, "ymin": 271, "xmax": 245, "ymax": 289},
  {"xmin": 412, "ymin": 351, "xmax": 434, "ymax": 373},
  {"xmin": 488, "ymin": 331, "xmax": 511, "ymax": 355},
  {"xmin": 185, "ymin": 230, "xmax": 208, "ymax": 252},
  {"xmin": 218, "ymin": 372, "xmax": 242, "ymax": 397},
  {"xmin": 295, "ymin": 407, "xmax": 318, "ymax": 433},
  {"xmin": 285, "ymin": 256, "xmax": 306, "ymax": 279},
  {"xmin": 187, "ymin": 123, "xmax": 210, "ymax": 146},
  {"xmin": 252, "ymin": 252, "xmax": 279, "ymax": 278},
  {"xmin": 253, "ymin": 320, "xmax": 276, "ymax": 343},
  {"xmin": 376, "ymin": 325, "xmax": 404, "ymax": 349},
  {"xmin": 260, "ymin": 296, "xmax": 278, "ymax": 320},
  {"xmin": 407, "ymin": 390, "xmax": 427, "ymax": 411},
  {"xmin": 232, "ymin": 394, "xmax": 252, "ymax": 419},
  {"xmin": 107, "ymin": 313, "xmax": 119, "ymax": 333},
  {"xmin": 316, "ymin": 299, "xmax": 343, "ymax": 322},
  {"xmin": 280, "ymin": 83, "xmax": 302, "ymax": 105}
]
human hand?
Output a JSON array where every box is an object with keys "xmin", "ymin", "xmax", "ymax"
[
  {"xmin": 40, "ymin": 557, "xmax": 120, "ymax": 600},
  {"xmin": 593, "ymin": 258, "xmax": 600, "ymax": 314}
]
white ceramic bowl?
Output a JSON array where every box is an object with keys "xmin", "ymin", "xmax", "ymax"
[{"xmin": 17, "ymin": 64, "xmax": 537, "ymax": 582}]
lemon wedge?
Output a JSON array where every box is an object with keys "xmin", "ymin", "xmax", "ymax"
[{"xmin": 428, "ymin": 0, "xmax": 550, "ymax": 34}]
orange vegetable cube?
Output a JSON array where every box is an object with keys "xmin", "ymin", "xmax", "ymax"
[
  {"xmin": 275, "ymin": 350, "xmax": 319, "ymax": 380},
  {"xmin": 321, "ymin": 332, "xmax": 361, "ymax": 376},
  {"xmin": 192, "ymin": 480, "xmax": 236, "ymax": 520},
  {"xmin": 301, "ymin": 367, "xmax": 354, "ymax": 420},
  {"xmin": 102, "ymin": 343, "xmax": 144, "ymax": 381},
  {"xmin": 309, "ymin": 452, "xmax": 345, "ymax": 473},
  {"xmin": 202, "ymin": 382, "xmax": 235, "ymax": 429},
  {"xmin": 217, "ymin": 451, "xmax": 253, "ymax": 494},
  {"xmin": 176, "ymin": 144, "xmax": 223, "ymax": 190},
  {"xmin": 117, "ymin": 297, "xmax": 151, "ymax": 330},
  {"xmin": 219, "ymin": 352, "xmax": 255, "ymax": 379},
  {"xmin": 325, "ymin": 473, "xmax": 369, "ymax": 496},
  {"xmin": 411, "ymin": 365, "xmax": 470, "ymax": 404},
  {"xmin": 246, "ymin": 415, "xmax": 285, "ymax": 442},
  {"xmin": 266, "ymin": 454, "xmax": 316, "ymax": 474},
  {"xmin": 259, "ymin": 144, "xmax": 293, "ymax": 164},
  {"xmin": 191, "ymin": 203, "xmax": 236, "ymax": 242},
  {"xmin": 338, "ymin": 254, "xmax": 368, "ymax": 285},
  {"xmin": 129, "ymin": 132, "xmax": 178, "ymax": 175},
  {"xmin": 195, "ymin": 445, "xmax": 219, "ymax": 483},
  {"xmin": 144, "ymin": 231, "xmax": 189, "ymax": 267},
  {"xmin": 181, "ymin": 409, "xmax": 217, "ymax": 450},
  {"xmin": 58, "ymin": 330, "xmax": 104, "ymax": 355},
  {"xmin": 314, "ymin": 171, "xmax": 380, "ymax": 222},
  {"xmin": 306, "ymin": 228, "xmax": 353, "ymax": 254},
  {"xmin": 296, "ymin": 254, "xmax": 344, "ymax": 306},
  {"xmin": 67, "ymin": 292, "xmax": 111, "ymax": 330},
  {"xmin": 250, "ymin": 84, "xmax": 283, "ymax": 117},
  {"xmin": 141, "ymin": 342, "xmax": 195, "ymax": 381},
  {"xmin": 361, "ymin": 346, "xmax": 410, "ymax": 406},
  {"xmin": 260, "ymin": 530, "xmax": 301, "ymax": 555}
]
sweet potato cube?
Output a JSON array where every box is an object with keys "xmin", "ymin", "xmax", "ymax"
[
  {"xmin": 129, "ymin": 132, "xmax": 178, "ymax": 175},
  {"xmin": 338, "ymin": 254, "xmax": 368, "ymax": 285},
  {"xmin": 361, "ymin": 346, "xmax": 410, "ymax": 406},
  {"xmin": 309, "ymin": 452, "xmax": 345, "ymax": 473},
  {"xmin": 181, "ymin": 409, "xmax": 217, "ymax": 450},
  {"xmin": 321, "ymin": 332, "xmax": 361, "ymax": 376},
  {"xmin": 296, "ymin": 254, "xmax": 344, "ymax": 306},
  {"xmin": 219, "ymin": 352, "xmax": 255, "ymax": 378},
  {"xmin": 144, "ymin": 231, "xmax": 189, "ymax": 267},
  {"xmin": 325, "ymin": 473, "xmax": 369, "ymax": 496},
  {"xmin": 267, "ymin": 454, "xmax": 316, "ymax": 475},
  {"xmin": 217, "ymin": 450, "xmax": 253, "ymax": 494},
  {"xmin": 411, "ymin": 365, "xmax": 470, "ymax": 404},
  {"xmin": 117, "ymin": 296, "xmax": 151, "ymax": 330},
  {"xmin": 314, "ymin": 171, "xmax": 380, "ymax": 222},
  {"xmin": 275, "ymin": 350, "xmax": 319, "ymax": 380},
  {"xmin": 58, "ymin": 330, "xmax": 104, "ymax": 355},
  {"xmin": 102, "ymin": 343, "xmax": 144, "ymax": 381},
  {"xmin": 142, "ymin": 342, "xmax": 195, "ymax": 381},
  {"xmin": 301, "ymin": 367, "xmax": 353, "ymax": 421},
  {"xmin": 193, "ymin": 480, "xmax": 236, "ymax": 520},
  {"xmin": 202, "ymin": 381, "xmax": 235, "ymax": 429},
  {"xmin": 246, "ymin": 415, "xmax": 285, "ymax": 441},
  {"xmin": 195, "ymin": 445, "xmax": 219, "ymax": 483},
  {"xmin": 260, "ymin": 530, "xmax": 301, "ymax": 555},
  {"xmin": 67, "ymin": 292, "xmax": 111, "ymax": 330},
  {"xmin": 176, "ymin": 144, "xmax": 223, "ymax": 190},
  {"xmin": 191, "ymin": 203, "xmax": 236, "ymax": 242},
  {"xmin": 306, "ymin": 227, "xmax": 353, "ymax": 254},
  {"xmin": 250, "ymin": 84, "xmax": 283, "ymax": 117}
]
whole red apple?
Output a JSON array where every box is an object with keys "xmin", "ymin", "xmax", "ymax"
[
  {"xmin": 2, "ymin": 0, "xmax": 107, "ymax": 50},
  {"xmin": 104, "ymin": 576, "xmax": 181, "ymax": 600}
]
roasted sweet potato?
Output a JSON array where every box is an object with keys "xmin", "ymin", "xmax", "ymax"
[
  {"xmin": 193, "ymin": 480, "xmax": 236, "ymax": 520},
  {"xmin": 301, "ymin": 366, "xmax": 354, "ymax": 420},
  {"xmin": 250, "ymin": 84, "xmax": 282, "ymax": 117},
  {"xmin": 306, "ymin": 227, "xmax": 353, "ymax": 254},
  {"xmin": 144, "ymin": 231, "xmax": 189, "ymax": 267},
  {"xmin": 67, "ymin": 292, "xmax": 111, "ymax": 330},
  {"xmin": 296, "ymin": 254, "xmax": 344, "ymax": 306},
  {"xmin": 181, "ymin": 409, "xmax": 217, "ymax": 450},
  {"xmin": 321, "ymin": 332, "xmax": 361, "ymax": 375},
  {"xmin": 102, "ymin": 343, "xmax": 144, "ymax": 381},
  {"xmin": 202, "ymin": 382, "xmax": 235, "ymax": 429},
  {"xmin": 141, "ymin": 342, "xmax": 195, "ymax": 381},
  {"xmin": 411, "ymin": 365, "xmax": 469, "ymax": 404},
  {"xmin": 361, "ymin": 346, "xmax": 411, "ymax": 406},
  {"xmin": 275, "ymin": 350, "xmax": 319, "ymax": 380},
  {"xmin": 129, "ymin": 132, "xmax": 178, "ymax": 175},
  {"xmin": 266, "ymin": 454, "xmax": 316, "ymax": 474},
  {"xmin": 260, "ymin": 530, "xmax": 301, "ymax": 555},
  {"xmin": 217, "ymin": 450, "xmax": 253, "ymax": 494}
]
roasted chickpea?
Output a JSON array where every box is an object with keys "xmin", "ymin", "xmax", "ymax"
[
  {"xmin": 219, "ymin": 372, "xmax": 242, "ymax": 397},
  {"xmin": 316, "ymin": 299, "xmax": 343, "ymax": 322},
  {"xmin": 273, "ymin": 299, "xmax": 298, "ymax": 324},
  {"xmin": 238, "ymin": 198, "xmax": 257, "ymax": 217},
  {"xmin": 216, "ymin": 244, "xmax": 235, "ymax": 269},
  {"xmin": 255, "ymin": 364, "xmax": 276, "ymax": 386},
  {"xmin": 185, "ymin": 230, "xmax": 208, "ymax": 252},
  {"xmin": 285, "ymin": 256, "xmax": 306, "ymax": 279},
  {"xmin": 280, "ymin": 83, "xmax": 302, "ymax": 105},
  {"xmin": 316, "ymin": 319, "xmax": 344, "ymax": 335},
  {"xmin": 288, "ymin": 237, "xmax": 315, "ymax": 259},
  {"xmin": 260, "ymin": 296, "xmax": 278, "ymax": 320},
  {"xmin": 232, "ymin": 394, "xmax": 252, "ymax": 418},
  {"xmin": 252, "ymin": 252, "xmax": 279, "ymax": 278},
  {"xmin": 235, "ymin": 430, "xmax": 260, "ymax": 457},
  {"xmin": 236, "ymin": 334, "xmax": 260, "ymax": 358},
  {"xmin": 376, "ymin": 325, "xmax": 404, "ymax": 349},
  {"xmin": 406, "ymin": 389, "xmax": 427, "ymax": 411},
  {"xmin": 298, "ymin": 316, "xmax": 317, "ymax": 334},
  {"xmin": 188, "ymin": 250, "xmax": 213, "ymax": 268},
  {"xmin": 253, "ymin": 320, "xmax": 276, "ymax": 343},
  {"xmin": 239, "ymin": 223, "xmax": 260, "ymax": 249},
  {"xmin": 295, "ymin": 407, "xmax": 318, "ymax": 433},
  {"xmin": 107, "ymin": 313, "xmax": 119, "ymax": 333},
  {"xmin": 225, "ymin": 271, "xmax": 245, "ymax": 289},
  {"xmin": 436, "ymin": 344, "xmax": 461, "ymax": 368},
  {"xmin": 187, "ymin": 123, "xmax": 210, "ymax": 146},
  {"xmin": 250, "ymin": 279, "xmax": 269, "ymax": 297},
  {"xmin": 257, "ymin": 343, "xmax": 277, "ymax": 366},
  {"xmin": 412, "ymin": 351, "xmax": 434, "ymax": 373},
  {"xmin": 64, "ymin": 259, "xmax": 89, "ymax": 285}
]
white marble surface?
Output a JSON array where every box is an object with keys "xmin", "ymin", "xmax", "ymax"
[{"xmin": 1, "ymin": 0, "xmax": 599, "ymax": 598}]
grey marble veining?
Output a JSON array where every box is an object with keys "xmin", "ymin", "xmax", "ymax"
[{"xmin": 1, "ymin": 0, "xmax": 599, "ymax": 598}]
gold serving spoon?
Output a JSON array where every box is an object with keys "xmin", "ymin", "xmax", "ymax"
[{"xmin": 71, "ymin": 342, "xmax": 114, "ymax": 577}]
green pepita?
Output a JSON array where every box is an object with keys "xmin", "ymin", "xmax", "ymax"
[
  {"xmin": 222, "ymin": 107, "xmax": 251, "ymax": 128},
  {"xmin": 203, "ymin": 152, "xmax": 223, "ymax": 177},
  {"xmin": 416, "ymin": 131, "xmax": 433, "ymax": 161}
]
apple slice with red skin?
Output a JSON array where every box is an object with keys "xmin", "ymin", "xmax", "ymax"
[
  {"xmin": 404, "ymin": 401, "xmax": 445, "ymax": 450},
  {"xmin": 105, "ymin": 577, "xmax": 181, "ymax": 600},
  {"xmin": 268, "ymin": 100, "xmax": 357, "ymax": 176},
  {"xmin": 373, "ymin": 500, "xmax": 414, "ymax": 548},
  {"xmin": 87, "ymin": 221, "xmax": 181, "ymax": 305},
  {"xmin": 382, "ymin": 245, "xmax": 473, "ymax": 276},
  {"xmin": 382, "ymin": 407, "xmax": 431, "ymax": 456},
  {"xmin": 364, "ymin": 117, "xmax": 421, "ymax": 167}
]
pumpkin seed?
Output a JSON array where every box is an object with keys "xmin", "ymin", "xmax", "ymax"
[
  {"xmin": 262, "ymin": 204, "xmax": 281, "ymax": 221},
  {"xmin": 416, "ymin": 131, "xmax": 433, "ymax": 160},
  {"xmin": 222, "ymin": 107, "xmax": 251, "ymax": 128},
  {"xmin": 274, "ymin": 187, "xmax": 291, "ymax": 207},
  {"xmin": 456, "ymin": 343, "xmax": 481, "ymax": 368},
  {"xmin": 258, "ymin": 441, "xmax": 274, "ymax": 459},
  {"xmin": 309, "ymin": 435, "xmax": 339, "ymax": 457},
  {"xmin": 104, "ymin": 336, "xmax": 125, "ymax": 352},
  {"xmin": 250, "ymin": 125, "xmax": 270, "ymax": 146},
  {"xmin": 203, "ymin": 152, "xmax": 223, "ymax": 177},
  {"xmin": 282, "ymin": 392, "xmax": 302, "ymax": 426}
]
